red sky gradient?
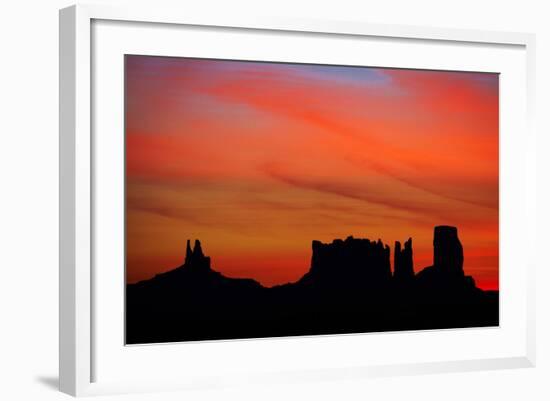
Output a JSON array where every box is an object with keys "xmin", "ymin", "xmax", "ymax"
[{"xmin": 125, "ymin": 56, "xmax": 499, "ymax": 290}]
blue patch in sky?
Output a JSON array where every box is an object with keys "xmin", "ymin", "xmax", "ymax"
[
  {"xmin": 128, "ymin": 55, "xmax": 394, "ymax": 90},
  {"xmin": 207, "ymin": 59, "xmax": 394, "ymax": 88},
  {"xmin": 280, "ymin": 64, "xmax": 392, "ymax": 87}
]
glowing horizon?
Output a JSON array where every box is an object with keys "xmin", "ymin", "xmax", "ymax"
[{"xmin": 125, "ymin": 55, "xmax": 499, "ymax": 290}]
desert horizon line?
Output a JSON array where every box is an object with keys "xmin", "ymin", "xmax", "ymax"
[{"xmin": 128, "ymin": 225, "xmax": 498, "ymax": 291}]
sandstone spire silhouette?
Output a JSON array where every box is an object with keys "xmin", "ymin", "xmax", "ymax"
[
  {"xmin": 433, "ymin": 225, "xmax": 464, "ymax": 277},
  {"xmin": 415, "ymin": 225, "xmax": 474, "ymax": 293},
  {"xmin": 183, "ymin": 239, "xmax": 211, "ymax": 271},
  {"xmin": 394, "ymin": 237, "xmax": 414, "ymax": 281},
  {"xmin": 184, "ymin": 239, "xmax": 193, "ymax": 265}
]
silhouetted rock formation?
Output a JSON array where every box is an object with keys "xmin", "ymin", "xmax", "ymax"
[
  {"xmin": 183, "ymin": 239, "xmax": 211, "ymax": 272},
  {"xmin": 416, "ymin": 226, "xmax": 476, "ymax": 294},
  {"xmin": 126, "ymin": 226, "xmax": 499, "ymax": 344},
  {"xmin": 434, "ymin": 225, "xmax": 464, "ymax": 276},
  {"xmin": 394, "ymin": 238, "xmax": 414, "ymax": 281},
  {"xmin": 184, "ymin": 239, "xmax": 193, "ymax": 265},
  {"xmin": 302, "ymin": 236, "xmax": 391, "ymax": 288}
]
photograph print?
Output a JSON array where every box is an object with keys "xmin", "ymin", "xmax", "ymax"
[{"xmin": 125, "ymin": 55, "xmax": 499, "ymax": 344}]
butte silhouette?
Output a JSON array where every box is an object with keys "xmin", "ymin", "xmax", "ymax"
[{"xmin": 126, "ymin": 225, "xmax": 498, "ymax": 344}]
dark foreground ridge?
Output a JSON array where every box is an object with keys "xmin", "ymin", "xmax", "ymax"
[{"xmin": 126, "ymin": 226, "xmax": 498, "ymax": 344}]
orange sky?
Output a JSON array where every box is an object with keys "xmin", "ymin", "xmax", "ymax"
[{"xmin": 125, "ymin": 56, "xmax": 499, "ymax": 290}]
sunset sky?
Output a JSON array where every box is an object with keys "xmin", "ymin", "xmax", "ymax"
[{"xmin": 125, "ymin": 55, "xmax": 499, "ymax": 290}]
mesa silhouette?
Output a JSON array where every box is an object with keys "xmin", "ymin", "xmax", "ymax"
[{"xmin": 126, "ymin": 225, "xmax": 498, "ymax": 344}]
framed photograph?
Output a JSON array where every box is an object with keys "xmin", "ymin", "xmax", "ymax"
[{"xmin": 59, "ymin": 4, "xmax": 536, "ymax": 396}]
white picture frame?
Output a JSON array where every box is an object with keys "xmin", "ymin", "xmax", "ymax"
[{"xmin": 59, "ymin": 4, "xmax": 536, "ymax": 397}]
